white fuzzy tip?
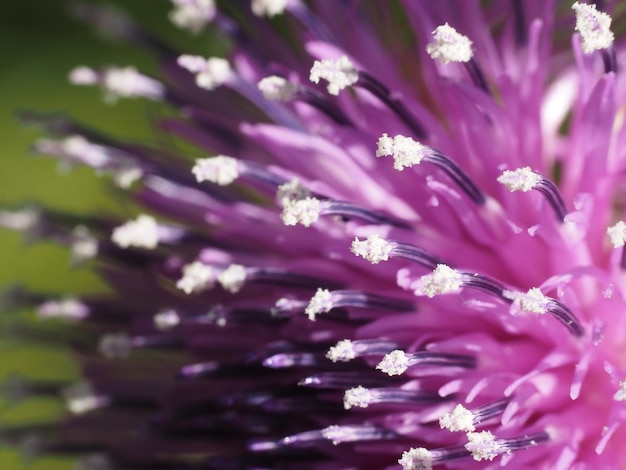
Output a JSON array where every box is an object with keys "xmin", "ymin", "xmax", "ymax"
[
  {"xmin": 0, "ymin": 208, "xmax": 39, "ymax": 232},
  {"xmin": 251, "ymin": 0, "xmax": 288, "ymax": 17},
  {"xmin": 178, "ymin": 55, "xmax": 232, "ymax": 90},
  {"xmin": 217, "ymin": 264, "xmax": 247, "ymax": 293},
  {"xmin": 503, "ymin": 287, "xmax": 550, "ymax": 315},
  {"xmin": 71, "ymin": 226, "xmax": 98, "ymax": 263},
  {"xmin": 280, "ymin": 197, "xmax": 322, "ymax": 227},
  {"xmin": 398, "ymin": 447, "xmax": 433, "ymax": 470},
  {"xmin": 439, "ymin": 404, "xmax": 476, "ymax": 432},
  {"xmin": 101, "ymin": 67, "xmax": 165, "ymax": 101},
  {"xmin": 607, "ymin": 221, "xmax": 626, "ymax": 248},
  {"xmin": 614, "ymin": 380, "xmax": 626, "ymax": 401},
  {"xmin": 154, "ymin": 309, "xmax": 181, "ymax": 331},
  {"xmin": 376, "ymin": 349, "xmax": 409, "ymax": 376},
  {"xmin": 426, "ymin": 23, "xmax": 473, "ymax": 64},
  {"xmin": 176, "ymin": 261, "xmax": 216, "ymax": 294},
  {"xmin": 111, "ymin": 215, "xmax": 159, "ymax": 249},
  {"xmin": 351, "ymin": 234, "xmax": 393, "ymax": 264},
  {"xmin": 304, "ymin": 288, "xmax": 333, "ymax": 321},
  {"xmin": 63, "ymin": 382, "xmax": 108, "ymax": 415},
  {"xmin": 343, "ymin": 385, "xmax": 373, "ymax": 409},
  {"xmin": 169, "ymin": 0, "xmax": 216, "ymax": 34},
  {"xmin": 258, "ymin": 75, "xmax": 298, "ymax": 101},
  {"xmin": 376, "ymin": 133, "xmax": 428, "ymax": 171},
  {"xmin": 192, "ymin": 156, "xmax": 239, "ymax": 185},
  {"xmin": 497, "ymin": 167, "xmax": 542, "ymax": 192},
  {"xmin": 414, "ymin": 264, "xmax": 463, "ymax": 298},
  {"xmin": 465, "ymin": 431, "xmax": 506, "ymax": 461},
  {"xmin": 326, "ymin": 339, "xmax": 356, "ymax": 362},
  {"xmin": 309, "ymin": 55, "xmax": 359, "ymax": 95},
  {"xmin": 69, "ymin": 66, "xmax": 98, "ymax": 85},
  {"xmin": 276, "ymin": 178, "xmax": 311, "ymax": 207},
  {"xmin": 572, "ymin": 2, "xmax": 614, "ymax": 53},
  {"xmin": 98, "ymin": 333, "xmax": 132, "ymax": 359},
  {"xmin": 37, "ymin": 298, "xmax": 89, "ymax": 321}
]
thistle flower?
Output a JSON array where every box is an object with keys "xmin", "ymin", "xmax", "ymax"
[{"xmin": 4, "ymin": 1, "xmax": 626, "ymax": 468}]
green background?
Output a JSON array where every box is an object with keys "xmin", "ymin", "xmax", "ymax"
[{"xmin": 0, "ymin": 1, "xmax": 215, "ymax": 467}]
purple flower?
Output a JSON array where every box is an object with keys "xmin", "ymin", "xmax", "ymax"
[{"xmin": 5, "ymin": 1, "xmax": 626, "ymax": 468}]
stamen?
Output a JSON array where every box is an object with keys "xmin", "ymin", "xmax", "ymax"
[
  {"xmin": 70, "ymin": 66, "xmax": 165, "ymax": 102},
  {"xmin": 440, "ymin": 398, "xmax": 511, "ymax": 432},
  {"xmin": 377, "ymin": 134, "xmax": 485, "ymax": 204},
  {"xmin": 465, "ymin": 431, "xmax": 504, "ymax": 461},
  {"xmin": 607, "ymin": 221, "xmax": 626, "ymax": 248},
  {"xmin": 71, "ymin": 226, "xmax": 98, "ymax": 263},
  {"xmin": 304, "ymin": 289, "xmax": 414, "ymax": 321},
  {"xmin": 217, "ymin": 264, "xmax": 247, "ymax": 293},
  {"xmin": 258, "ymin": 75, "xmax": 298, "ymax": 102},
  {"xmin": 192, "ymin": 155, "xmax": 240, "ymax": 185},
  {"xmin": 37, "ymin": 298, "xmax": 89, "ymax": 321},
  {"xmin": 399, "ymin": 447, "xmax": 434, "ymax": 470},
  {"xmin": 426, "ymin": 23, "xmax": 473, "ymax": 64},
  {"xmin": 377, "ymin": 349, "xmax": 476, "ymax": 376},
  {"xmin": 412, "ymin": 264, "xmax": 464, "ymax": 298},
  {"xmin": 62, "ymin": 382, "xmax": 110, "ymax": 415},
  {"xmin": 497, "ymin": 167, "xmax": 567, "ymax": 221},
  {"xmin": 0, "ymin": 208, "xmax": 40, "ymax": 232},
  {"xmin": 321, "ymin": 424, "xmax": 397, "ymax": 445},
  {"xmin": 572, "ymin": 2, "xmax": 614, "ymax": 54},
  {"xmin": 111, "ymin": 214, "xmax": 159, "ymax": 249},
  {"xmin": 169, "ymin": 0, "xmax": 215, "ymax": 34},
  {"xmin": 503, "ymin": 288, "xmax": 584, "ymax": 336},
  {"xmin": 98, "ymin": 332, "xmax": 133, "ymax": 359},
  {"xmin": 326, "ymin": 338, "xmax": 398, "ymax": 362},
  {"xmin": 344, "ymin": 385, "xmax": 442, "ymax": 409},
  {"xmin": 300, "ymin": 371, "xmax": 396, "ymax": 389},
  {"xmin": 176, "ymin": 261, "xmax": 217, "ymax": 294},
  {"xmin": 351, "ymin": 234, "xmax": 441, "ymax": 268},
  {"xmin": 153, "ymin": 309, "xmax": 181, "ymax": 330},
  {"xmin": 251, "ymin": 0, "xmax": 289, "ymax": 17},
  {"xmin": 309, "ymin": 56, "xmax": 359, "ymax": 96},
  {"xmin": 177, "ymin": 55, "xmax": 232, "ymax": 90},
  {"xmin": 262, "ymin": 352, "xmax": 317, "ymax": 368}
]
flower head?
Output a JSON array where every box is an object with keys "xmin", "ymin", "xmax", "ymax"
[{"xmin": 9, "ymin": 2, "xmax": 626, "ymax": 469}]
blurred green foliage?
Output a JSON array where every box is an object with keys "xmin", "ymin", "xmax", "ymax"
[{"xmin": 0, "ymin": 1, "xmax": 220, "ymax": 467}]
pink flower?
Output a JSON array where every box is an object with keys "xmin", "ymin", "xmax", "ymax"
[{"xmin": 6, "ymin": 1, "xmax": 626, "ymax": 468}]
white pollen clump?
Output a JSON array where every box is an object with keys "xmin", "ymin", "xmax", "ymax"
[
  {"xmin": 217, "ymin": 264, "xmax": 247, "ymax": 293},
  {"xmin": 414, "ymin": 264, "xmax": 464, "ymax": 298},
  {"xmin": 377, "ymin": 349, "xmax": 409, "ymax": 376},
  {"xmin": 98, "ymin": 333, "xmax": 132, "ymax": 359},
  {"xmin": 111, "ymin": 215, "xmax": 159, "ymax": 249},
  {"xmin": 37, "ymin": 298, "xmax": 89, "ymax": 321},
  {"xmin": 343, "ymin": 386, "xmax": 373, "ymax": 409},
  {"xmin": 154, "ymin": 309, "xmax": 181, "ymax": 331},
  {"xmin": 572, "ymin": 2, "xmax": 614, "ymax": 54},
  {"xmin": 63, "ymin": 382, "xmax": 108, "ymax": 415},
  {"xmin": 71, "ymin": 226, "xmax": 98, "ymax": 263},
  {"xmin": 607, "ymin": 221, "xmax": 626, "ymax": 248},
  {"xmin": 276, "ymin": 178, "xmax": 311, "ymax": 207},
  {"xmin": 326, "ymin": 339, "xmax": 356, "ymax": 362},
  {"xmin": 309, "ymin": 55, "xmax": 359, "ymax": 95},
  {"xmin": 304, "ymin": 288, "xmax": 334, "ymax": 321},
  {"xmin": 192, "ymin": 156, "xmax": 239, "ymax": 185},
  {"xmin": 351, "ymin": 234, "xmax": 393, "ymax": 264},
  {"xmin": 0, "ymin": 208, "xmax": 39, "ymax": 232},
  {"xmin": 258, "ymin": 75, "xmax": 298, "ymax": 101},
  {"xmin": 503, "ymin": 287, "xmax": 550, "ymax": 315},
  {"xmin": 280, "ymin": 197, "xmax": 322, "ymax": 227},
  {"xmin": 465, "ymin": 430, "xmax": 506, "ymax": 462},
  {"xmin": 177, "ymin": 55, "xmax": 232, "ymax": 90},
  {"xmin": 69, "ymin": 66, "xmax": 98, "ymax": 85},
  {"xmin": 426, "ymin": 23, "xmax": 473, "ymax": 64},
  {"xmin": 176, "ymin": 261, "xmax": 216, "ymax": 294},
  {"xmin": 398, "ymin": 447, "xmax": 434, "ymax": 470},
  {"xmin": 439, "ymin": 404, "xmax": 476, "ymax": 432},
  {"xmin": 113, "ymin": 166, "xmax": 143, "ymax": 189},
  {"xmin": 169, "ymin": 0, "xmax": 216, "ymax": 34},
  {"xmin": 376, "ymin": 133, "xmax": 428, "ymax": 171},
  {"xmin": 251, "ymin": 0, "xmax": 288, "ymax": 17},
  {"xmin": 497, "ymin": 167, "xmax": 542, "ymax": 192},
  {"xmin": 321, "ymin": 425, "xmax": 351, "ymax": 445},
  {"xmin": 614, "ymin": 380, "xmax": 626, "ymax": 401},
  {"xmin": 101, "ymin": 67, "xmax": 165, "ymax": 102}
]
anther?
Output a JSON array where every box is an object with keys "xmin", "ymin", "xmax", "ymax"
[
  {"xmin": 304, "ymin": 289, "xmax": 414, "ymax": 321},
  {"xmin": 376, "ymin": 349, "xmax": 476, "ymax": 376},
  {"xmin": 326, "ymin": 338, "xmax": 398, "ymax": 363},
  {"xmin": 343, "ymin": 385, "xmax": 442, "ymax": 410},
  {"xmin": 351, "ymin": 234, "xmax": 441, "ymax": 268},
  {"xmin": 111, "ymin": 214, "xmax": 160, "ymax": 249},
  {"xmin": 607, "ymin": 221, "xmax": 626, "ymax": 269},
  {"xmin": 572, "ymin": 2, "xmax": 616, "ymax": 72},
  {"xmin": 169, "ymin": 0, "xmax": 215, "ymax": 34}
]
